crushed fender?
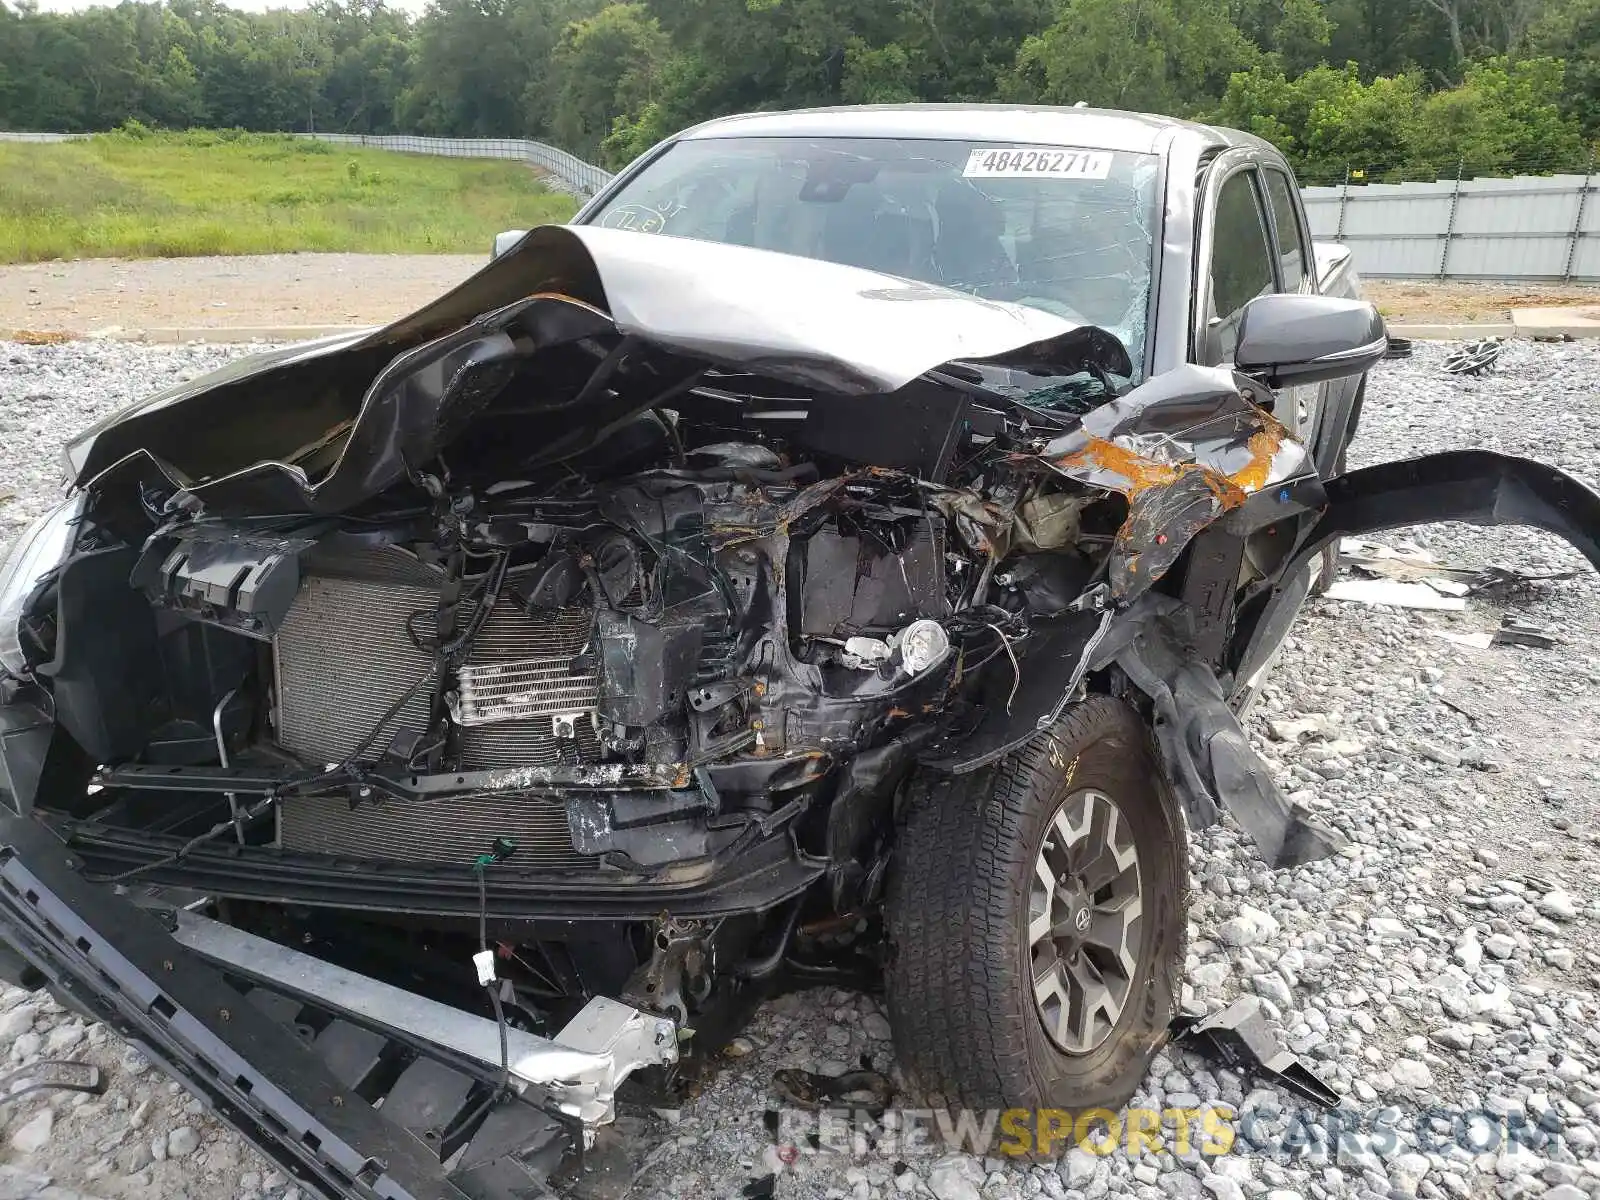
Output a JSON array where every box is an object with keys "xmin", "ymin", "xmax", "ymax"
[{"xmin": 1040, "ymin": 364, "xmax": 1311, "ymax": 602}]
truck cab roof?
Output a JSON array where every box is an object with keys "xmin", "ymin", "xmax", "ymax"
[{"xmin": 674, "ymin": 104, "xmax": 1277, "ymax": 162}]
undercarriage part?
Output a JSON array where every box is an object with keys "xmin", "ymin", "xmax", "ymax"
[
  {"xmin": 171, "ymin": 911, "xmax": 678, "ymax": 1128},
  {"xmin": 623, "ymin": 916, "xmax": 713, "ymax": 1027},
  {"xmin": 1168, "ymin": 997, "xmax": 1339, "ymax": 1109},
  {"xmin": 734, "ymin": 903, "xmax": 801, "ymax": 981}
]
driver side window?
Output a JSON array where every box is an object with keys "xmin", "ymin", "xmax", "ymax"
[{"xmin": 1204, "ymin": 170, "xmax": 1277, "ymax": 364}]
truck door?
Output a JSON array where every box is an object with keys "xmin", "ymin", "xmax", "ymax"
[
  {"xmin": 1193, "ymin": 159, "xmax": 1315, "ymax": 448},
  {"xmin": 1259, "ymin": 165, "xmax": 1328, "ymax": 469}
]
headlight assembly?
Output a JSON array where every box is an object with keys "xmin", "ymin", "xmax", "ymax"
[{"xmin": 0, "ymin": 495, "xmax": 84, "ymax": 677}]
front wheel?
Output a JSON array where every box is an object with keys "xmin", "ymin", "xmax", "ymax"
[{"xmin": 885, "ymin": 697, "xmax": 1187, "ymax": 1121}]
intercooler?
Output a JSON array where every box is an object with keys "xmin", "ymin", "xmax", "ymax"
[
  {"xmin": 277, "ymin": 793, "xmax": 599, "ymax": 868},
  {"xmin": 270, "ymin": 548, "xmax": 601, "ymax": 866}
]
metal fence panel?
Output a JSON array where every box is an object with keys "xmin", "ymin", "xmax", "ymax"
[
  {"xmin": 0, "ymin": 131, "xmax": 88, "ymax": 143},
  {"xmin": 1304, "ymin": 172, "xmax": 1600, "ymax": 283}
]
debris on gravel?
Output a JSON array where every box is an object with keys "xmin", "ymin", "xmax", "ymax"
[{"xmin": 2, "ymin": 338, "xmax": 1599, "ymax": 1200}]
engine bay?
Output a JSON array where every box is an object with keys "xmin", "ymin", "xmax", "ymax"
[{"xmin": 40, "ymin": 316, "xmax": 1134, "ymax": 884}]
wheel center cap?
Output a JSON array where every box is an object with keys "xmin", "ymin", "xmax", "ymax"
[{"xmin": 1073, "ymin": 907, "xmax": 1092, "ymax": 933}]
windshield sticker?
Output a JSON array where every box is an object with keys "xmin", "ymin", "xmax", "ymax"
[
  {"xmin": 963, "ymin": 149, "xmax": 1114, "ymax": 180},
  {"xmin": 600, "ymin": 204, "xmax": 671, "ymax": 233}
]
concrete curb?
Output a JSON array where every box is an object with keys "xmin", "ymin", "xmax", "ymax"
[
  {"xmin": 1386, "ymin": 323, "xmax": 1516, "ymax": 341},
  {"xmin": 1510, "ymin": 307, "xmax": 1600, "ymax": 339}
]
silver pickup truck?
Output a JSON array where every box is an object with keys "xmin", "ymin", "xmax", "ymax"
[{"xmin": 2, "ymin": 106, "xmax": 1596, "ymax": 1197}]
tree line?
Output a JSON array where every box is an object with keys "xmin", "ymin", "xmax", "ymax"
[{"xmin": 3, "ymin": 0, "xmax": 1599, "ymax": 182}]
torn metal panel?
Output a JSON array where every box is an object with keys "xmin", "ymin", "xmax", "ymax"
[
  {"xmin": 1323, "ymin": 579, "xmax": 1468, "ymax": 611},
  {"xmin": 1229, "ymin": 450, "xmax": 1600, "ymax": 707},
  {"xmin": 1039, "ymin": 365, "xmax": 1313, "ymax": 601}
]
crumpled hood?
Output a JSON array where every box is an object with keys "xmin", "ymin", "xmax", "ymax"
[{"xmin": 64, "ymin": 225, "xmax": 1130, "ymax": 510}]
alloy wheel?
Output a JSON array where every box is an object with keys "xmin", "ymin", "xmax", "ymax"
[{"xmin": 1027, "ymin": 788, "xmax": 1144, "ymax": 1055}]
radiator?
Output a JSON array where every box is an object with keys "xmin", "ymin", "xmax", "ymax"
[
  {"xmin": 273, "ymin": 558, "xmax": 600, "ymax": 769},
  {"xmin": 271, "ymin": 549, "xmax": 601, "ymax": 865}
]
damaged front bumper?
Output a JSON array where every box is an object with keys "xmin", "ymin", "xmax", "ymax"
[
  {"xmin": 0, "ymin": 815, "xmax": 677, "ymax": 1199},
  {"xmin": 168, "ymin": 912, "xmax": 678, "ymax": 1129}
]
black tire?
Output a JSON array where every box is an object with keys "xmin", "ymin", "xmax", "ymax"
[{"xmin": 885, "ymin": 697, "xmax": 1187, "ymax": 1122}]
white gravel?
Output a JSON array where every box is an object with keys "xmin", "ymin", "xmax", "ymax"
[{"xmin": 2, "ymin": 338, "xmax": 1599, "ymax": 1200}]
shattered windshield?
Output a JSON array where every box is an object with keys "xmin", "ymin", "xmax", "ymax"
[{"xmin": 588, "ymin": 136, "xmax": 1161, "ymax": 379}]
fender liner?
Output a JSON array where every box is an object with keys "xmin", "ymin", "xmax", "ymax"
[
  {"xmin": 1308, "ymin": 450, "xmax": 1600, "ymax": 569},
  {"xmin": 1234, "ymin": 451, "xmax": 1600, "ymax": 688}
]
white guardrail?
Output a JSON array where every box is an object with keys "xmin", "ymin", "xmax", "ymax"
[
  {"xmin": 288, "ymin": 132, "xmax": 614, "ymax": 198},
  {"xmin": 0, "ymin": 129, "xmax": 614, "ymax": 198}
]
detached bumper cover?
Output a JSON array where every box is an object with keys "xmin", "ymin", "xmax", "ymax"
[
  {"xmin": 0, "ymin": 817, "xmax": 676, "ymax": 1199},
  {"xmin": 0, "ymin": 818, "xmax": 459, "ymax": 1199}
]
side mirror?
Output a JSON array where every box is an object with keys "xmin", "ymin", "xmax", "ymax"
[
  {"xmin": 491, "ymin": 229, "xmax": 529, "ymax": 261},
  {"xmin": 1235, "ymin": 293, "xmax": 1387, "ymax": 389}
]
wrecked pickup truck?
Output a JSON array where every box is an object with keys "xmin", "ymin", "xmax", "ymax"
[{"xmin": 4, "ymin": 107, "xmax": 1600, "ymax": 1199}]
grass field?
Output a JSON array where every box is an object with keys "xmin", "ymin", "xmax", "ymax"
[{"xmin": 0, "ymin": 128, "xmax": 579, "ymax": 263}]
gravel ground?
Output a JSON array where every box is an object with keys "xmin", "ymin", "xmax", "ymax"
[
  {"xmin": 0, "ymin": 256, "xmax": 480, "ymax": 336},
  {"xmin": 1, "ymin": 338, "xmax": 1599, "ymax": 1200}
]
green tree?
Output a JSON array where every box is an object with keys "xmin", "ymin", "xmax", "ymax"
[
  {"xmin": 0, "ymin": 0, "xmax": 1591, "ymax": 191},
  {"xmin": 1211, "ymin": 62, "xmax": 1428, "ymax": 181},
  {"xmin": 1531, "ymin": 0, "xmax": 1600, "ymax": 135},
  {"xmin": 1415, "ymin": 56, "xmax": 1589, "ymax": 173},
  {"xmin": 1007, "ymin": 0, "xmax": 1261, "ymax": 114},
  {"xmin": 549, "ymin": 4, "xmax": 669, "ymax": 153},
  {"xmin": 400, "ymin": 0, "xmax": 578, "ymax": 136}
]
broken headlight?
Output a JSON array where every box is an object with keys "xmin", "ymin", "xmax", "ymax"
[{"xmin": 0, "ymin": 495, "xmax": 83, "ymax": 677}]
